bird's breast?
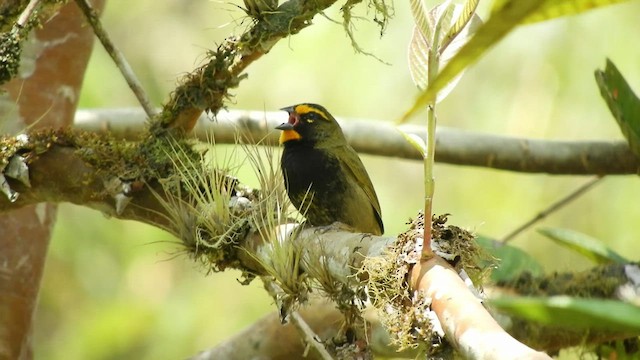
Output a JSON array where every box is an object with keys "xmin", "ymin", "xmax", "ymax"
[{"xmin": 280, "ymin": 145, "xmax": 343, "ymax": 196}]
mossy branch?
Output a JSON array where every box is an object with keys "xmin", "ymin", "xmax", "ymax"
[{"xmin": 155, "ymin": 0, "xmax": 342, "ymax": 133}]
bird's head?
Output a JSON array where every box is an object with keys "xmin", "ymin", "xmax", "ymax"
[{"xmin": 276, "ymin": 103, "xmax": 346, "ymax": 147}]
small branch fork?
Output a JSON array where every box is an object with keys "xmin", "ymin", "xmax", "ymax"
[
  {"xmin": 71, "ymin": 0, "xmax": 342, "ymax": 132},
  {"xmin": 74, "ymin": 0, "xmax": 158, "ymax": 118},
  {"xmin": 157, "ymin": 0, "xmax": 340, "ymax": 132}
]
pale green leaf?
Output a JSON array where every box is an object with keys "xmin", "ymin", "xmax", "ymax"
[
  {"xmin": 538, "ymin": 227, "xmax": 628, "ymax": 264},
  {"xmin": 431, "ymin": 1, "xmax": 455, "ymax": 50},
  {"xmin": 397, "ymin": 129, "xmax": 427, "ymax": 158},
  {"xmin": 595, "ymin": 59, "xmax": 640, "ymax": 159},
  {"xmin": 410, "ymin": 0, "xmax": 432, "ymax": 49},
  {"xmin": 491, "ymin": 296, "xmax": 640, "ymax": 332},
  {"xmin": 407, "ymin": 3, "xmax": 482, "ymax": 101},
  {"xmin": 408, "ymin": 26, "xmax": 430, "ymax": 91},
  {"xmin": 440, "ymin": 0, "xmax": 480, "ymax": 52}
]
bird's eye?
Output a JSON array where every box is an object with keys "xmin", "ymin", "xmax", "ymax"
[{"xmin": 306, "ymin": 119, "xmax": 314, "ymax": 123}]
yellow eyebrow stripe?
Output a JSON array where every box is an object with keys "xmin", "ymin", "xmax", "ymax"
[{"xmin": 294, "ymin": 104, "xmax": 330, "ymax": 121}]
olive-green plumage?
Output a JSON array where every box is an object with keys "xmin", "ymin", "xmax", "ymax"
[{"xmin": 276, "ymin": 103, "xmax": 384, "ymax": 235}]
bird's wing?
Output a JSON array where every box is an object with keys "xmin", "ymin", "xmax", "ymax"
[{"xmin": 337, "ymin": 146, "xmax": 384, "ymax": 232}]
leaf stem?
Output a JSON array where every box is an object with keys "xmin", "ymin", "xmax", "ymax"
[
  {"xmin": 422, "ymin": 10, "xmax": 444, "ymax": 256},
  {"xmin": 423, "ymin": 105, "xmax": 436, "ymax": 254}
]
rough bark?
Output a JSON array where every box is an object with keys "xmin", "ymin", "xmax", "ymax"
[{"xmin": 0, "ymin": 1, "xmax": 105, "ymax": 358}]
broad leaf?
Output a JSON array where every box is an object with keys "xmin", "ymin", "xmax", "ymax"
[
  {"xmin": 476, "ymin": 236, "xmax": 543, "ymax": 282},
  {"xmin": 538, "ymin": 227, "xmax": 628, "ymax": 264},
  {"xmin": 408, "ymin": 26, "xmax": 431, "ymax": 91},
  {"xmin": 595, "ymin": 59, "xmax": 640, "ymax": 158},
  {"xmin": 494, "ymin": 0, "xmax": 631, "ymax": 24},
  {"xmin": 491, "ymin": 296, "xmax": 640, "ymax": 332}
]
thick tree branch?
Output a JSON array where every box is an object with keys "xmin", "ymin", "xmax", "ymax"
[
  {"xmin": 190, "ymin": 301, "xmax": 345, "ymax": 360},
  {"xmin": 0, "ymin": 130, "xmax": 635, "ymax": 356},
  {"xmin": 410, "ymin": 258, "xmax": 549, "ymax": 359},
  {"xmin": 0, "ymin": 142, "xmax": 171, "ymax": 227},
  {"xmin": 0, "ymin": 1, "xmax": 105, "ymax": 358},
  {"xmin": 75, "ymin": 108, "xmax": 640, "ymax": 175},
  {"xmin": 190, "ymin": 300, "xmax": 417, "ymax": 360}
]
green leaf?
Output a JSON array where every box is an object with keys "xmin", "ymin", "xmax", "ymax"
[
  {"xmin": 399, "ymin": 0, "xmax": 545, "ymax": 123},
  {"xmin": 538, "ymin": 227, "xmax": 628, "ymax": 264},
  {"xmin": 476, "ymin": 236, "xmax": 543, "ymax": 282},
  {"xmin": 491, "ymin": 296, "xmax": 640, "ymax": 332},
  {"xmin": 521, "ymin": 0, "xmax": 630, "ymax": 24},
  {"xmin": 595, "ymin": 59, "xmax": 640, "ymax": 158}
]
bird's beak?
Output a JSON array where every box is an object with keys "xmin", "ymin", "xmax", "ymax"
[
  {"xmin": 280, "ymin": 105, "xmax": 296, "ymax": 114},
  {"xmin": 275, "ymin": 123, "xmax": 294, "ymax": 130},
  {"xmin": 277, "ymin": 106, "xmax": 301, "ymax": 144}
]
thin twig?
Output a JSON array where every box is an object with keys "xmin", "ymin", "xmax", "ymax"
[
  {"xmin": 289, "ymin": 312, "xmax": 334, "ymax": 360},
  {"xmin": 264, "ymin": 280, "xmax": 334, "ymax": 360},
  {"xmin": 73, "ymin": 0, "xmax": 158, "ymax": 118},
  {"xmin": 501, "ymin": 176, "xmax": 605, "ymax": 243},
  {"xmin": 16, "ymin": 0, "xmax": 41, "ymax": 27}
]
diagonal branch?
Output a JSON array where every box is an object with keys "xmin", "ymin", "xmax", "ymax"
[
  {"xmin": 157, "ymin": 0, "xmax": 340, "ymax": 132},
  {"xmin": 74, "ymin": 0, "xmax": 158, "ymax": 118}
]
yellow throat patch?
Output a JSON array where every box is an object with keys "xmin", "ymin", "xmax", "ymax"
[{"xmin": 279, "ymin": 129, "xmax": 301, "ymax": 144}]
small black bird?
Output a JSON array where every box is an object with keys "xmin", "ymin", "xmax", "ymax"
[{"xmin": 276, "ymin": 103, "xmax": 384, "ymax": 235}]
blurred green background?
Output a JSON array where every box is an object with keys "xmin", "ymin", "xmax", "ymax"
[{"xmin": 35, "ymin": 1, "xmax": 640, "ymax": 358}]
